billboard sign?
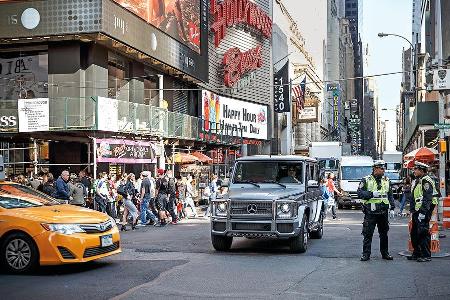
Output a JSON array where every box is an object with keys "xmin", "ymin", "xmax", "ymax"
[
  {"xmin": 0, "ymin": 0, "xmax": 209, "ymax": 82},
  {"xmin": 96, "ymin": 138, "xmax": 157, "ymax": 164},
  {"xmin": 111, "ymin": 0, "xmax": 201, "ymax": 53},
  {"xmin": 298, "ymin": 105, "xmax": 318, "ymax": 123},
  {"xmin": 201, "ymin": 90, "xmax": 268, "ymax": 140}
]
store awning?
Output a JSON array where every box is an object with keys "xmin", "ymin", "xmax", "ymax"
[
  {"xmin": 404, "ymin": 147, "xmax": 437, "ymax": 162},
  {"xmin": 172, "ymin": 153, "xmax": 199, "ymax": 164},
  {"xmin": 192, "ymin": 151, "xmax": 213, "ymax": 164}
]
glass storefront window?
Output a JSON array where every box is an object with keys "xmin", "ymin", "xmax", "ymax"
[
  {"xmin": 108, "ymin": 52, "xmax": 129, "ymax": 100},
  {"xmin": 144, "ymin": 71, "xmax": 159, "ymax": 106},
  {"xmin": 0, "ymin": 50, "xmax": 48, "ymax": 100}
]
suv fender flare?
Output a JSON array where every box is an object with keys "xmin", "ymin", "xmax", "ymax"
[
  {"xmin": 297, "ymin": 205, "xmax": 308, "ymax": 226},
  {"xmin": 312, "ymin": 200, "xmax": 324, "ymax": 223}
]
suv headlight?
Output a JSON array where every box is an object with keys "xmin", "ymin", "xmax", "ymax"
[
  {"xmin": 214, "ymin": 201, "xmax": 228, "ymax": 217},
  {"xmin": 41, "ymin": 223, "xmax": 85, "ymax": 235},
  {"xmin": 277, "ymin": 202, "xmax": 295, "ymax": 219}
]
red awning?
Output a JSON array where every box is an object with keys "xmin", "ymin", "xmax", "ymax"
[
  {"xmin": 192, "ymin": 151, "xmax": 213, "ymax": 164},
  {"xmin": 170, "ymin": 153, "xmax": 199, "ymax": 164}
]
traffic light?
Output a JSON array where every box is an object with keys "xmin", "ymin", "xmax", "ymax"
[{"xmin": 439, "ymin": 139, "xmax": 447, "ymax": 153}]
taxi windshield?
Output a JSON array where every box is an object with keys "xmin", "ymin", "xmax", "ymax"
[{"xmin": 0, "ymin": 183, "xmax": 61, "ymax": 209}]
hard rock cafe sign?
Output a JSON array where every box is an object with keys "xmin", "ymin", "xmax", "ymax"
[{"xmin": 210, "ymin": 0, "xmax": 272, "ymax": 87}]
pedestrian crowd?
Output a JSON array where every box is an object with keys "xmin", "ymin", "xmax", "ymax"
[{"xmin": 9, "ymin": 168, "xmax": 224, "ymax": 231}]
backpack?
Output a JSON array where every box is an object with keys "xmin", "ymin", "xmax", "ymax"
[{"xmin": 117, "ymin": 183, "xmax": 127, "ymax": 197}]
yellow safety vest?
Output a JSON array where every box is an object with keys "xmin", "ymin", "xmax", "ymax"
[
  {"xmin": 364, "ymin": 175, "xmax": 390, "ymax": 205},
  {"xmin": 413, "ymin": 175, "xmax": 439, "ymax": 211}
]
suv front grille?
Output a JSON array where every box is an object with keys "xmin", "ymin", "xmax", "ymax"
[
  {"xmin": 232, "ymin": 223, "xmax": 271, "ymax": 231},
  {"xmin": 83, "ymin": 242, "xmax": 120, "ymax": 258},
  {"xmin": 230, "ymin": 201, "xmax": 272, "ymax": 217}
]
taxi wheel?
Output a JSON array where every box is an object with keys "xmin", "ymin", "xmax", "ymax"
[{"xmin": 1, "ymin": 232, "xmax": 39, "ymax": 274}]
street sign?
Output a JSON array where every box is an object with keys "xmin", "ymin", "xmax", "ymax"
[
  {"xmin": 433, "ymin": 69, "xmax": 450, "ymax": 90},
  {"xmin": 434, "ymin": 123, "xmax": 450, "ymax": 129}
]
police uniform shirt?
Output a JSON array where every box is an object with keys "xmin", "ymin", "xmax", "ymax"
[
  {"xmin": 412, "ymin": 176, "xmax": 434, "ymax": 213},
  {"xmin": 357, "ymin": 175, "xmax": 395, "ymax": 210}
]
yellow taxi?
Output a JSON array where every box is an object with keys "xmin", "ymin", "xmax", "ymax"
[{"xmin": 0, "ymin": 182, "xmax": 121, "ymax": 273}]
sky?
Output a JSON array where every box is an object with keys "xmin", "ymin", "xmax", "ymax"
[{"xmin": 363, "ymin": 0, "xmax": 412, "ymax": 151}]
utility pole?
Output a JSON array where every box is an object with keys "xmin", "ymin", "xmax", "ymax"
[{"xmin": 436, "ymin": 0, "xmax": 446, "ymax": 225}]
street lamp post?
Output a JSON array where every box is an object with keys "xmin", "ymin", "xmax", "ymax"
[{"xmin": 378, "ymin": 32, "xmax": 415, "ymax": 94}]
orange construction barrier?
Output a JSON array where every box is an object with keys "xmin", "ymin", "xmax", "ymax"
[{"xmin": 443, "ymin": 197, "xmax": 450, "ymax": 229}]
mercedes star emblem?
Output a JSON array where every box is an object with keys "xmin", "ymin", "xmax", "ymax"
[{"xmin": 247, "ymin": 204, "xmax": 257, "ymax": 214}]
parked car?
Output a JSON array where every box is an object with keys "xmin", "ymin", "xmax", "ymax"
[
  {"xmin": 210, "ymin": 155, "xmax": 324, "ymax": 253},
  {"xmin": 0, "ymin": 182, "xmax": 121, "ymax": 273}
]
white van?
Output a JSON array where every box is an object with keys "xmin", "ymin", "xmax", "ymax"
[{"xmin": 337, "ymin": 156, "xmax": 373, "ymax": 208}]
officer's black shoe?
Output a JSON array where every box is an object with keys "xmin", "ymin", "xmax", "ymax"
[
  {"xmin": 382, "ymin": 254, "xmax": 393, "ymax": 260},
  {"xmin": 417, "ymin": 257, "xmax": 431, "ymax": 262},
  {"xmin": 406, "ymin": 255, "xmax": 418, "ymax": 261},
  {"xmin": 360, "ymin": 255, "xmax": 370, "ymax": 261}
]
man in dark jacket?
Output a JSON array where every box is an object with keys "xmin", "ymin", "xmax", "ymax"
[{"xmin": 55, "ymin": 170, "xmax": 71, "ymax": 201}]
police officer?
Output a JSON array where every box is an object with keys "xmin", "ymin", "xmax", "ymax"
[
  {"xmin": 407, "ymin": 161, "xmax": 438, "ymax": 262},
  {"xmin": 357, "ymin": 160, "xmax": 395, "ymax": 261}
]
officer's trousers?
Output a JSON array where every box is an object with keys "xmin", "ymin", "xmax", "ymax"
[
  {"xmin": 362, "ymin": 211, "xmax": 389, "ymax": 256},
  {"xmin": 410, "ymin": 204, "xmax": 435, "ymax": 258}
]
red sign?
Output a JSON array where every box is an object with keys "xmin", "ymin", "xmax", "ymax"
[
  {"xmin": 223, "ymin": 46, "xmax": 262, "ymax": 87},
  {"xmin": 210, "ymin": 0, "xmax": 272, "ymax": 48}
]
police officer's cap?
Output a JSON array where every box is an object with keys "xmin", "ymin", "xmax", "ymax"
[
  {"xmin": 413, "ymin": 161, "xmax": 429, "ymax": 171},
  {"xmin": 373, "ymin": 160, "xmax": 386, "ymax": 168}
]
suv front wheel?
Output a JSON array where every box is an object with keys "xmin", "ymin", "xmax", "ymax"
[
  {"xmin": 211, "ymin": 234, "xmax": 233, "ymax": 251},
  {"xmin": 289, "ymin": 214, "xmax": 308, "ymax": 253}
]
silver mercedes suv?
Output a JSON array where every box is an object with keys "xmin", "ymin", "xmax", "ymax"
[{"xmin": 210, "ymin": 155, "xmax": 324, "ymax": 253}]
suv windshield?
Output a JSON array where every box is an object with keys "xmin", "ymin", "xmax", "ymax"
[
  {"xmin": 233, "ymin": 161, "xmax": 304, "ymax": 184},
  {"xmin": 0, "ymin": 184, "xmax": 60, "ymax": 209},
  {"xmin": 341, "ymin": 166, "xmax": 372, "ymax": 180}
]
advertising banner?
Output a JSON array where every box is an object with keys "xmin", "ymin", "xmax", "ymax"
[
  {"xmin": 273, "ymin": 61, "xmax": 289, "ymax": 113},
  {"xmin": 97, "ymin": 97, "xmax": 119, "ymax": 132},
  {"xmin": 332, "ymin": 90, "xmax": 340, "ymax": 130},
  {"xmin": 112, "ymin": 0, "xmax": 201, "ymax": 53},
  {"xmin": 96, "ymin": 138, "xmax": 157, "ymax": 164},
  {"xmin": 298, "ymin": 105, "xmax": 318, "ymax": 123},
  {"xmin": 17, "ymin": 98, "xmax": 49, "ymax": 132},
  {"xmin": 0, "ymin": 0, "xmax": 208, "ymax": 82},
  {"xmin": 201, "ymin": 90, "xmax": 268, "ymax": 140}
]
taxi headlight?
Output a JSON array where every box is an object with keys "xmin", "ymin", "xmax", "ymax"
[{"xmin": 41, "ymin": 223, "xmax": 85, "ymax": 235}]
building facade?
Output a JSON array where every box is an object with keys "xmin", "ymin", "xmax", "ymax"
[{"xmin": 0, "ymin": 0, "xmax": 273, "ymax": 179}]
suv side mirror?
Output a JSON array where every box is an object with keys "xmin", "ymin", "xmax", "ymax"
[{"xmin": 307, "ymin": 180, "xmax": 319, "ymax": 188}]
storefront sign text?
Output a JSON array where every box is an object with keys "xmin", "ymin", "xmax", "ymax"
[
  {"xmin": 96, "ymin": 139, "xmax": 157, "ymax": 164},
  {"xmin": 210, "ymin": 0, "xmax": 272, "ymax": 47},
  {"xmin": 18, "ymin": 98, "xmax": 49, "ymax": 132},
  {"xmin": 223, "ymin": 46, "xmax": 262, "ymax": 87}
]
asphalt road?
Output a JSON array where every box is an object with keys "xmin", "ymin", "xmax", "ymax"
[{"xmin": 2, "ymin": 209, "xmax": 450, "ymax": 300}]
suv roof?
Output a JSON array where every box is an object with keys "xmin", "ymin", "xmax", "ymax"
[{"xmin": 236, "ymin": 155, "xmax": 316, "ymax": 163}]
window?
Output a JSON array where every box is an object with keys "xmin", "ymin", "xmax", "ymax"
[
  {"xmin": 143, "ymin": 70, "xmax": 159, "ymax": 106},
  {"xmin": 0, "ymin": 50, "xmax": 48, "ymax": 100},
  {"xmin": 0, "ymin": 183, "xmax": 60, "ymax": 208},
  {"xmin": 233, "ymin": 161, "xmax": 304, "ymax": 184},
  {"xmin": 108, "ymin": 52, "xmax": 129, "ymax": 99}
]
